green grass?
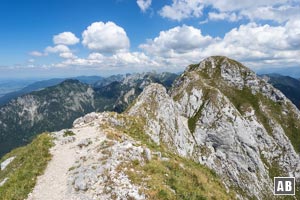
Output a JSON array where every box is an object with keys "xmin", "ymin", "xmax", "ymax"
[
  {"xmin": 187, "ymin": 63, "xmax": 199, "ymax": 72},
  {"xmin": 188, "ymin": 100, "xmax": 206, "ymax": 134},
  {"xmin": 260, "ymin": 153, "xmax": 285, "ymax": 179},
  {"xmin": 114, "ymin": 114, "xmax": 161, "ymax": 150},
  {"xmin": 126, "ymin": 153, "xmax": 235, "ymax": 200},
  {"xmin": 0, "ymin": 133, "xmax": 53, "ymax": 200},
  {"xmin": 282, "ymin": 104, "xmax": 300, "ymax": 153},
  {"xmin": 63, "ymin": 130, "xmax": 75, "ymax": 137}
]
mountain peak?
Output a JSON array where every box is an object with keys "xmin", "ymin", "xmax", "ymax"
[
  {"xmin": 187, "ymin": 56, "xmax": 252, "ymax": 84},
  {"xmin": 188, "ymin": 56, "xmax": 240, "ymax": 69},
  {"xmin": 180, "ymin": 56, "xmax": 289, "ymax": 104}
]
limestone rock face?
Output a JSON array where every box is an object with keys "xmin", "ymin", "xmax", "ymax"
[
  {"xmin": 128, "ymin": 84, "xmax": 193, "ymax": 156},
  {"xmin": 127, "ymin": 56, "xmax": 300, "ymax": 199},
  {"xmin": 0, "ymin": 156, "xmax": 15, "ymax": 171}
]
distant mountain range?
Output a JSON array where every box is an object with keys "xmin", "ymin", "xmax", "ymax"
[
  {"xmin": 0, "ymin": 76, "xmax": 103, "ymax": 106},
  {"xmin": 1, "ymin": 70, "xmax": 300, "ymax": 158},
  {"xmin": 0, "ymin": 72, "xmax": 178, "ymax": 157},
  {"xmin": 0, "ymin": 80, "xmax": 95, "ymax": 157},
  {"xmin": 260, "ymin": 73, "xmax": 300, "ymax": 109},
  {"xmin": 0, "ymin": 79, "xmax": 37, "ymax": 98},
  {"xmin": 256, "ymin": 66, "xmax": 300, "ymax": 78}
]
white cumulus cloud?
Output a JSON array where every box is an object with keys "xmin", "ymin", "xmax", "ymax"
[
  {"xmin": 140, "ymin": 25, "xmax": 215, "ymax": 56},
  {"xmin": 53, "ymin": 32, "xmax": 80, "ymax": 45},
  {"xmin": 208, "ymin": 12, "xmax": 240, "ymax": 22},
  {"xmin": 139, "ymin": 25, "xmax": 217, "ymax": 68},
  {"xmin": 159, "ymin": 0, "xmax": 204, "ymax": 21},
  {"xmin": 138, "ymin": 19, "xmax": 300, "ymax": 69},
  {"xmin": 241, "ymin": 5, "xmax": 300, "ymax": 23},
  {"xmin": 203, "ymin": 20, "xmax": 300, "ymax": 62},
  {"xmin": 204, "ymin": 0, "xmax": 289, "ymax": 12},
  {"xmin": 88, "ymin": 52, "xmax": 104, "ymax": 60},
  {"xmin": 55, "ymin": 51, "xmax": 157, "ymax": 71},
  {"xmin": 59, "ymin": 52, "xmax": 77, "ymax": 59},
  {"xmin": 82, "ymin": 21, "xmax": 130, "ymax": 53},
  {"xmin": 29, "ymin": 51, "xmax": 44, "ymax": 57},
  {"xmin": 45, "ymin": 44, "xmax": 70, "ymax": 53},
  {"xmin": 137, "ymin": 0, "xmax": 152, "ymax": 12},
  {"xmin": 159, "ymin": 0, "xmax": 299, "ymax": 23},
  {"xmin": 45, "ymin": 45, "xmax": 77, "ymax": 59}
]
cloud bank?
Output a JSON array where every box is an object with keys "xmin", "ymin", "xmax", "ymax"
[
  {"xmin": 28, "ymin": 0, "xmax": 300, "ymax": 74},
  {"xmin": 82, "ymin": 21, "xmax": 130, "ymax": 53}
]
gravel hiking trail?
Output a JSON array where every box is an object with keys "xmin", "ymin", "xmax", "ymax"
[{"xmin": 27, "ymin": 125, "xmax": 103, "ymax": 200}]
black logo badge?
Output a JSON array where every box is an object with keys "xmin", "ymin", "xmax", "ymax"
[{"xmin": 274, "ymin": 177, "xmax": 295, "ymax": 195}]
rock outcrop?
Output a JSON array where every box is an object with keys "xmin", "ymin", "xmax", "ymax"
[{"xmin": 0, "ymin": 157, "xmax": 15, "ymax": 171}]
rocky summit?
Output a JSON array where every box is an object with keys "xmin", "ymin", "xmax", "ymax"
[{"xmin": 1, "ymin": 56, "xmax": 300, "ymax": 199}]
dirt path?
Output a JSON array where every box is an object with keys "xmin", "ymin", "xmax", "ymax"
[{"xmin": 27, "ymin": 125, "xmax": 103, "ymax": 200}]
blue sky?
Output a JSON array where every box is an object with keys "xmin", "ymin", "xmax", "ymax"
[{"xmin": 0, "ymin": 0, "xmax": 299, "ymax": 79}]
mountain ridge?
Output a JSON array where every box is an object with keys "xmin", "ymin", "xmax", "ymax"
[
  {"xmin": 0, "ymin": 76, "xmax": 103, "ymax": 106},
  {"xmin": 1, "ymin": 56, "xmax": 300, "ymax": 199},
  {"xmin": 260, "ymin": 73, "xmax": 300, "ymax": 109},
  {"xmin": 0, "ymin": 72, "xmax": 178, "ymax": 157}
]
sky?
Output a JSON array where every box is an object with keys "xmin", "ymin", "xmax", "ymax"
[{"xmin": 0, "ymin": 0, "xmax": 299, "ymax": 79}]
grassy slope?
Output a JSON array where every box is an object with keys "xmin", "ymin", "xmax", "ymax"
[
  {"xmin": 126, "ymin": 154, "xmax": 235, "ymax": 200},
  {"xmin": 0, "ymin": 133, "xmax": 53, "ymax": 200},
  {"xmin": 103, "ymin": 113, "xmax": 236, "ymax": 200}
]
